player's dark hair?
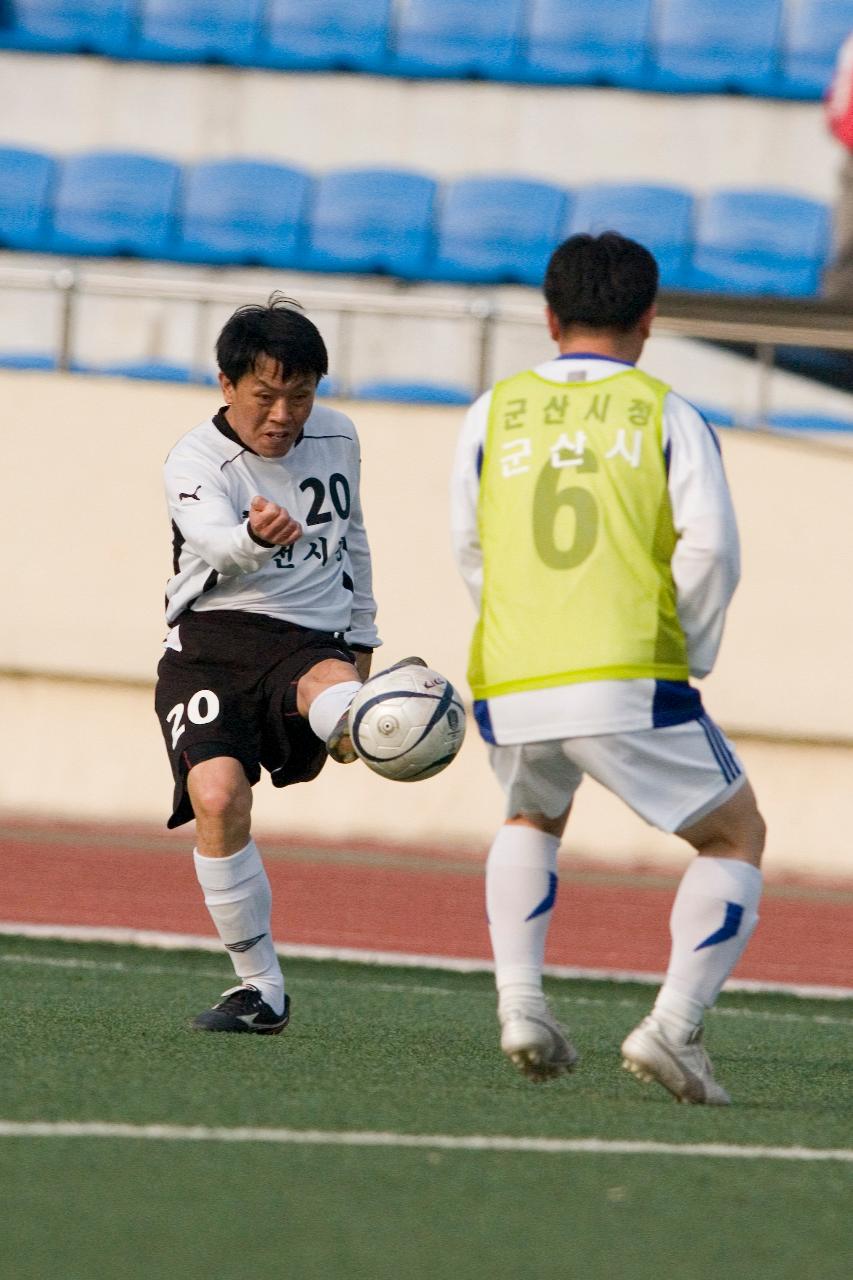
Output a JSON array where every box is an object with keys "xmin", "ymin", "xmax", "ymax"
[
  {"xmin": 544, "ymin": 232, "xmax": 659, "ymax": 333},
  {"xmin": 216, "ymin": 293, "xmax": 329, "ymax": 384}
]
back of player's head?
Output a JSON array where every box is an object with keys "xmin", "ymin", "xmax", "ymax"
[
  {"xmin": 216, "ymin": 293, "xmax": 329, "ymax": 384},
  {"xmin": 544, "ymin": 232, "xmax": 659, "ymax": 333}
]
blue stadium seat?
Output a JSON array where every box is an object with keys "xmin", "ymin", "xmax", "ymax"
[
  {"xmin": 520, "ymin": 0, "xmax": 654, "ymax": 87},
  {"xmin": 257, "ymin": 0, "xmax": 391, "ymax": 72},
  {"xmin": 0, "ymin": 0, "xmax": 136, "ymax": 55},
  {"xmin": 765, "ymin": 410, "xmax": 853, "ymax": 432},
  {"xmin": 777, "ymin": 0, "xmax": 853, "ymax": 99},
  {"xmin": 304, "ymin": 169, "xmax": 437, "ymax": 278},
  {"xmin": 133, "ymin": 0, "xmax": 263, "ymax": 64},
  {"xmin": 317, "ymin": 375, "xmax": 342, "ymax": 398},
  {"xmin": 772, "ymin": 345, "xmax": 853, "ymax": 388},
  {"xmin": 649, "ymin": 0, "xmax": 784, "ymax": 94},
  {"xmin": 427, "ymin": 177, "xmax": 569, "ymax": 285},
  {"xmin": 388, "ymin": 0, "xmax": 526, "ymax": 79},
  {"xmin": 687, "ymin": 189, "xmax": 830, "ymax": 296},
  {"xmin": 49, "ymin": 151, "xmax": 182, "ymax": 258},
  {"xmin": 0, "ymin": 146, "xmax": 55, "ymax": 250},
  {"xmin": 692, "ymin": 403, "xmax": 735, "ymax": 427},
  {"xmin": 565, "ymin": 183, "xmax": 694, "ymax": 288},
  {"xmin": 72, "ymin": 358, "xmax": 204, "ymax": 382},
  {"xmin": 0, "ymin": 351, "xmax": 57, "ymax": 370},
  {"xmin": 353, "ymin": 379, "xmax": 473, "ymax": 404},
  {"xmin": 174, "ymin": 160, "xmax": 312, "ymax": 268}
]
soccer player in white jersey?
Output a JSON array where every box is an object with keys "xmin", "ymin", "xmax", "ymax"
[
  {"xmin": 155, "ymin": 295, "xmax": 415, "ymax": 1035},
  {"xmin": 450, "ymin": 233, "xmax": 766, "ymax": 1104}
]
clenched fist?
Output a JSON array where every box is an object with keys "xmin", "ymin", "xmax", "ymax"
[{"xmin": 249, "ymin": 495, "xmax": 302, "ymax": 546}]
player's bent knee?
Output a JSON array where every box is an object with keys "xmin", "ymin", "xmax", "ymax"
[
  {"xmin": 679, "ymin": 783, "xmax": 766, "ymax": 866},
  {"xmin": 750, "ymin": 807, "xmax": 768, "ymax": 851},
  {"xmin": 187, "ymin": 760, "xmax": 251, "ymax": 825},
  {"xmin": 297, "ymin": 658, "xmax": 361, "ymax": 718},
  {"xmin": 721, "ymin": 809, "xmax": 766, "ymax": 867},
  {"xmin": 508, "ymin": 808, "xmax": 571, "ymax": 838},
  {"xmin": 299, "ymin": 658, "xmax": 359, "ymax": 696},
  {"xmin": 193, "ymin": 784, "xmax": 249, "ymax": 825}
]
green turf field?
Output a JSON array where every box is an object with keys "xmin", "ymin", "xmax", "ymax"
[{"xmin": 1, "ymin": 935, "xmax": 850, "ymax": 1280}]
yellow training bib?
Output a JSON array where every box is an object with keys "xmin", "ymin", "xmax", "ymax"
[{"xmin": 468, "ymin": 367, "xmax": 689, "ymax": 700}]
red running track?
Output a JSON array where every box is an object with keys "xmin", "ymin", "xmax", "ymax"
[{"xmin": 1, "ymin": 818, "xmax": 851, "ymax": 989}]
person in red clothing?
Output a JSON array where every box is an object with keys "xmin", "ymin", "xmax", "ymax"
[{"xmin": 825, "ymin": 32, "xmax": 853, "ymax": 301}]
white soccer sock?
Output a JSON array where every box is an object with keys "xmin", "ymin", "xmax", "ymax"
[
  {"xmin": 486, "ymin": 824, "xmax": 561, "ymax": 1018},
  {"xmin": 307, "ymin": 681, "xmax": 362, "ymax": 742},
  {"xmin": 653, "ymin": 856, "xmax": 762, "ymax": 1042},
  {"xmin": 193, "ymin": 840, "xmax": 285, "ymax": 1016}
]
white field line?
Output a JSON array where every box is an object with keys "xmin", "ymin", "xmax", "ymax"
[
  {"xmin": 2, "ymin": 949, "xmax": 852, "ymax": 1027},
  {"xmin": 551, "ymin": 990, "xmax": 853, "ymax": 1027},
  {"xmin": 1, "ymin": 921, "xmax": 851, "ymax": 1001},
  {"xmin": 0, "ymin": 951, "xmax": 455, "ymax": 998},
  {"xmin": 0, "ymin": 1121, "xmax": 850, "ymax": 1162}
]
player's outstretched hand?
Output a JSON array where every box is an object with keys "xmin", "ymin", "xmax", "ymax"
[{"xmin": 249, "ymin": 495, "xmax": 303, "ymax": 546}]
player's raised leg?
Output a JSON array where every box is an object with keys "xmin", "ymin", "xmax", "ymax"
[
  {"xmin": 188, "ymin": 756, "xmax": 290, "ymax": 1034},
  {"xmin": 622, "ymin": 780, "xmax": 766, "ymax": 1104},
  {"xmin": 301, "ymin": 657, "xmax": 366, "ymax": 764},
  {"xmin": 304, "ymin": 654, "xmax": 427, "ymax": 764}
]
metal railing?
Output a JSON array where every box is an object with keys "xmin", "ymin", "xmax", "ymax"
[{"xmin": 2, "ymin": 261, "xmax": 853, "ymax": 419}]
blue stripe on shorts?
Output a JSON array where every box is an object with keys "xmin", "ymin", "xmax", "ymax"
[{"xmin": 698, "ymin": 713, "xmax": 741, "ymax": 785}]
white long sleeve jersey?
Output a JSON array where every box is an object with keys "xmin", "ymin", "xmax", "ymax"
[
  {"xmin": 163, "ymin": 403, "xmax": 380, "ymax": 650},
  {"xmin": 450, "ymin": 355, "xmax": 740, "ymax": 743}
]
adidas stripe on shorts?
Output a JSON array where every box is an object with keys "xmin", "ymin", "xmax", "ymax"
[{"xmin": 489, "ymin": 713, "xmax": 744, "ymax": 833}]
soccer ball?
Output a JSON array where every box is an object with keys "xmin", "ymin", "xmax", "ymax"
[{"xmin": 348, "ymin": 664, "xmax": 466, "ymax": 782}]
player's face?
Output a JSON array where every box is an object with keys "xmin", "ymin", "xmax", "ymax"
[{"xmin": 220, "ymin": 355, "xmax": 318, "ymax": 459}]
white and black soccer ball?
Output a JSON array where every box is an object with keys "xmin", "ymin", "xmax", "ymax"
[{"xmin": 348, "ymin": 664, "xmax": 466, "ymax": 782}]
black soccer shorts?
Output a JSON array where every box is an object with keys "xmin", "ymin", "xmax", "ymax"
[{"xmin": 154, "ymin": 609, "xmax": 356, "ymax": 828}]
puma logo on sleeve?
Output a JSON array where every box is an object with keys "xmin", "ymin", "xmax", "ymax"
[{"xmin": 179, "ymin": 485, "xmax": 202, "ymax": 501}]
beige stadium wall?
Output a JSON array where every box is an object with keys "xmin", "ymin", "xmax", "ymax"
[
  {"xmin": 0, "ymin": 53, "xmax": 838, "ymax": 200},
  {"xmin": 2, "ymin": 370, "xmax": 852, "ymax": 881}
]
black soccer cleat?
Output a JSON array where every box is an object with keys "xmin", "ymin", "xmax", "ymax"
[
  {"xmin": 326, "ymin": 709, "xmax": 360, "ymax": 763},
  {"xmin": 191, "ymin": 985, "xmax": 291, "ymax": 1035},
  {"xmin": 381, "ymin": 656, "xmax": 428, "ymax": 673}
]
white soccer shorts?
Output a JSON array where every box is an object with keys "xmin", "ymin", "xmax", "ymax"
[{"xmin": 489, "ymin": 715, "xmax": 745, "ymax": 834}]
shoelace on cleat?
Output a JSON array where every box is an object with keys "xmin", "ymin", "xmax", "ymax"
[{"xmin": 215, "ymin": 986, "xmax": 262, "ymax": 1014}]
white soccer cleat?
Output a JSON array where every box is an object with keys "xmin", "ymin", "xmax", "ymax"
[
  {"xmin": 621, "ymin": 1016, "xmax": 731, "ymax": 1106},
  {"xmin": 500, "ymin": 1004, "xmax": 579, "ymax": 1083}
]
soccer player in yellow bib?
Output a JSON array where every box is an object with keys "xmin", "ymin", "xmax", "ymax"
[{"xmin": 450, "ymin": 232, "xmax": 766, "ymax": 1104}]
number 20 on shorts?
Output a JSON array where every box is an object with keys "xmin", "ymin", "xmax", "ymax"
[{"xmin": 166, "ymin": 689, "xmax": 221, "ymax": 750}]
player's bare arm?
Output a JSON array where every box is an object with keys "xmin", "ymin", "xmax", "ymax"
[{"xmin": 249, "ymin": 494, "xmax": 302, "ymax": 545}]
